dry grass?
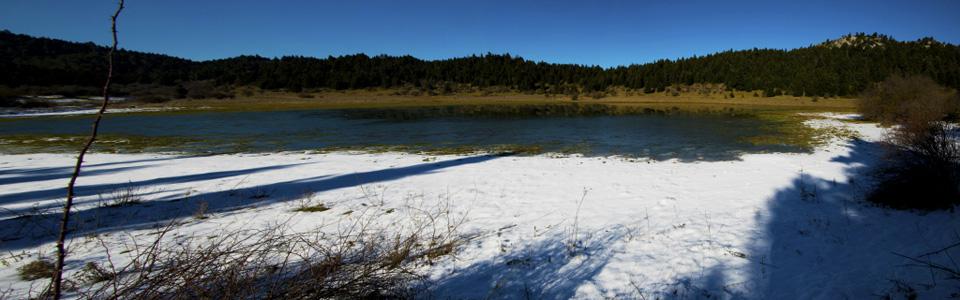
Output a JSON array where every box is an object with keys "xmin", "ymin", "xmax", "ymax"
[
  {"xmin": 293, "ymin": 204, "xmax": 330, "ymax": 213},
  {"xmin": 293, "ymin": 193, "xmax": 331, "ymax": 213},
  {"xmin": 17, "ymin": 260, "xmax": 55, "ymax": 281},
  {"xmin": 36, "ymin": 199, "xmax": 469, "ymax": 299},
  {"xmin": 99, "ymin": 185, "xmax": 142, "ymax": 208},
  {"xmin": 133, "ymin": 88, "xmax": 856, "ymax": 113}
]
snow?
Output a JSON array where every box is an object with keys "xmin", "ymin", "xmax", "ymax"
[
  {"xmin": 0, "ymin": 107, "xmax": 178, "ymax": 118},
  {"xmin": 0, "ymin": 115, "xmax": 958, "ymax": 298},
  {"xmin": 799, "ymin": 112, "xmax": 864, "ymax": 121}
]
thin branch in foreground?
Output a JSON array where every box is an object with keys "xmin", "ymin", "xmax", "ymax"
[
  {"xmin": 51, "ymin": 1, "xmax": 125, "ymax": 299},
  {"xmin": 892, "ymin": 251, "xmax": 960, "ymax": 279}
]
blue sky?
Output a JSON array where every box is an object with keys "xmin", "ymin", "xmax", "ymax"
[{"xmin": 1, "ymin": 0, "xmax": 958, "ymax": 67}]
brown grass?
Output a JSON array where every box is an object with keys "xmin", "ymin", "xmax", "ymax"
[
  {"xmin": 18, "ymin": 260, "xmax": 55, "ymax": 281},
  {"xmin": 128, "ymin": 88, "xmax": 856, "ymax": 113},
  {"xmin": 47, "ymin": 200, "xmax": 468, "ymax": 299}
]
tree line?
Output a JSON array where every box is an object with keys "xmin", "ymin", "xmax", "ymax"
[{"xmin": 2, "ymin": 30, "xmax": 959, "ymax": 97}]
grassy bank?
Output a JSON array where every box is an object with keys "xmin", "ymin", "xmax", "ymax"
[{"xmin": 130, "ymin": 88, "xmax": 856, "ymax": 113}]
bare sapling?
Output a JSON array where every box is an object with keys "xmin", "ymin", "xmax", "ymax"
[{"xmin": 51, "ymin": 1, "xmax": 125, "ymax": 298}]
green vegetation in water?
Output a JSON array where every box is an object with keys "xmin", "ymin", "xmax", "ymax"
[
  {"xmin": 336, "ymin": 104, "xmax": 859, "ymax": 154},
  {"xmin": 0, "ymin": 134, "xmax": 200, "ymax": 154},
  {"xmin": 744, "ymin": 112, "xmax": 860, "ymax": 150}
]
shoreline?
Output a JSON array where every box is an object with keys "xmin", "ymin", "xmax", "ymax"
[
  {"xmin": 5, "ymin": 116, "xmax": 957, "ymax": 298},
  {"xmin": 0, "ymin": 112, "xmax": 857, "ymax": 156},
  {"xmin": 2, "ymin": 90, "xmax": 858, "ymax": 117}
]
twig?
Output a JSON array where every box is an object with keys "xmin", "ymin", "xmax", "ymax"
[
  {"xmin": 51, "ymin": 1, "xmax": 125, "ymax": 298},
  {"xmin": 892, "ymin": 251, "xmax": 960, "ymax": 278},
  {"xmin": 916, "ymin": 241, "xmax": 960, "ymax": 258},
  {"xmin": 569, "ymin": 188, "xmax": 588, "ymax": 255}
]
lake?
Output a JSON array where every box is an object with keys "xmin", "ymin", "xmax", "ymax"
[{"xmin": 0, "ymin": 107, "xmax": 803, "ymax": 160}]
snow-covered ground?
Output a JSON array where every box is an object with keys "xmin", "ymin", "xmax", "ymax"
[
  {"xmin": 1, "ymin": 117, "xmax": 958, "ymax": 298},
  {"xmin": 0, "ymin": 107, "xmax": 179, "ymax": 118}
]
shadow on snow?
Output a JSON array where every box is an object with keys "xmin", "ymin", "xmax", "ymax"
[
  {"xmin": 430, "ymin": 229, "xmax": 623, "ymax": 299},
  {"xmin": 3, "ymin": 139, "xmax": 959, "ymax": 298},
  {"xmin": 427, "ymin": 139, "xmax": 960, "ymax": 299},
  {"xmin": 0, "ymin": 154, "xmax": 500, "ymax": 250},
  {"xmin": 659, "ymin": 139, "xmax": 959, "ymax": 298}
]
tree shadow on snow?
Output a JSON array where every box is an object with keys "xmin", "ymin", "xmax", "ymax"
[
  {"xmin": 668, "ymin": 139, "xmax": 960, "ymax": 298},
  {"xmin": 424, "ymin": 139, "xmax": 959, "ymax": 299},
  {"xmin": 429, "ymin": 229, "xmax": 623, "ymax": 299},
  {"xmin": 0, "ymin": 154, "xmax": 500, "ymax": 251}
]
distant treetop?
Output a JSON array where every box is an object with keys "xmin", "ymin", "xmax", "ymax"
[{"xmin": 1, "ymin": 31, "xmax": 958, "ymax": 97}]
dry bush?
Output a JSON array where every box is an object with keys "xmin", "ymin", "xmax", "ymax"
[
  {"xmin": 121, "ymin": 83, "xmax": 186, "ymax": 103},
  {"xmin": 75, "ymin": 262, "xmax": 114, "ymax": 284},
  {"xmin": 99, "ymin": 185, "xmax": 143, "ymax": 208},
  {"xmin": 294, "ymin": 193, "xmax": 329, "ymax": 213},
  {"xmin": 890, "ymin": 121, "xmax": 960, "ymax": 164},
  {"xmin": 858, "ymin": 74, "xmax": 959, "ymax": 125},
  {"xmin": 889, "ymin": 239, "xmax": 960, "ymax": 296},
  {"xmin": 18, "ymin": 260, "xmax": 55, "ymax": 281},
  {"xmin": 60, "ymin": 201, "xmax": 467, "ymax": 299},
  {"xmin": 0, "ymin": 85, "xmax": 19, "ymax": 107},
  {"xmin": 183, "ymin": 80, "xmax": 234, "ymax": 99},
  {"xmin": 859, "ymin": 75, "xmax": 960, "ymax": 210},
  {"xmin": 869, "ymin": 122, "xmax": 960, "ymax": 210},
  {"xmin": 587, "ymin": 91, "xmax": 607, "ymax": 99},
  {"xmin": 193, "ymin": 201, "xmax": 208, "ymax": 219}
]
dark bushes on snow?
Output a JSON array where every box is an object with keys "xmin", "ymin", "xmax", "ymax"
[
  {"xmin": 23, "ymin": 201, "xmax": 467, "ymax": 299},
  {"xmin": 858, "ymin": 75, "xmax": 959, "ymax": 125},
  {"xmin": 868, "ymin": 125, "xmax": 960, "ymax": 210},
  {"xmin": 18, "ymin": 260, "xmax": 55, "ymax": 281},
  {"xmin": 860, "ymin": 75, "xmax": 960, "ymax": 210}
]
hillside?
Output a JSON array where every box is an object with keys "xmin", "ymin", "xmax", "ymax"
[{"xmin": 1, "ymin": 30, "xmax": 958, "ymax": 98}]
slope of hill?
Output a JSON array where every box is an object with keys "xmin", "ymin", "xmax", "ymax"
[{"xmin": 1, "ymin": 30, "xmax": 958, "ymax": 97}]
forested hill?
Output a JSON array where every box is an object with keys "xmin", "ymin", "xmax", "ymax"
[{"xmin": 2, "ymin": 30, "xmax": 959, "ymax": 97}]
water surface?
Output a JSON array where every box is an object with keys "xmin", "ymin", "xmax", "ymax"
[{"xmin": 0, "ymin": 108, "xmax": 802, "ymax": 160}]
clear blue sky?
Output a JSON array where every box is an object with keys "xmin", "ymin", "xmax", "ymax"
[{"xmin": 1, "ymin": 0, "xmax": 958, "ymax": 67}]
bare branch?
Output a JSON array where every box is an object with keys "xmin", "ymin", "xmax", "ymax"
[{"xmin": 51, "ymin": 1, "xmax": 125, "ymax": 299}]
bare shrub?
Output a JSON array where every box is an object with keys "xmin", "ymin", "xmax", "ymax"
[
  {"xmin": 0, "ymin": 85, "xmax": 20, "ymax": 107},
  {"xmin": 122, "ymin": 83, "xmax": 184, "ymax": 103},
  {"xmin": 566, "ymin": 189, "xmax": 589, "ymax": 256},
  {"xmin": 184, "ymin": 80, "xmax": 234, "ymax": 99},
  {"xmin": 69, "ymin": 201, "xmax": 467, "ymax": 299},
  {"xmin": 99, "ymin": 185, "xmax": 142, "ymax": 208},
  {"xmin": 889, "ymin": 239, "xmax": 960, "ymax": 296},
  {"xmin": 859, "ymin": 75, "xmax": 960, "ymax": 210},
  {"xmin": 890, "ymin": 121, "xmax": 960, "ymax": 164},
  {"xmin": 193, "ymin": 201, "xmax": 208, "ymax": 219},
  {"xmin": 75, "ymin": 262, "xmax": 114, "ymax": 284},
  {"xmin": 18, "ymin": 260, "xmax": 55, "ymax": 281},
  {"xmin": 858, "ymin": 74, "xmax": 959, "ymax": 125},
  {"xmin": 869, "ymin": 122, "xmax": 960, "ymax": 210},
  {"xmin": 294, "ymin": 193, "xmax": 329, "ymax": 213},
  {"xmin": 587, "ymin": 91, "xmax": 607, "ymax": 99}
]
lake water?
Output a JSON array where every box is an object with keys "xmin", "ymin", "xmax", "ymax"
[{"xmin": 0, "ymin": 108, "xmax": 803, "ymax": 160}]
